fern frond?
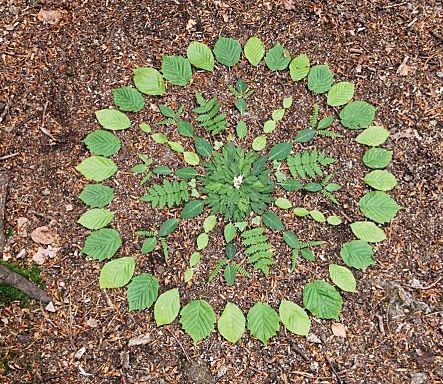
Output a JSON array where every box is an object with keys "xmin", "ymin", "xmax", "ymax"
[
  {"xmin": 300, "ymin": 240, "xmax": 325, "ymax": 249},
  {"xmin": 208, "ymin": 259, "xmax": 228, "ymax": 282},
  {"xmin": 141, "ymin": 180, "xmax": 189, "ymax": 209},
  {"xmin": 309, "ymin": 103, "xmax": 319, "ymax": 129},
  {"xmin": 135, "ymin": 230, "xmax": 157, "ymax": 237},
  {"xmin": 322, "ymin": 190, "xmax": 339, "ymax": 204},
  {"xmin": 317, "ymin": 130, "xmax": 343, "ymax": 139},
  {"xmin": 231, "ymin": 262, "xmax": 251, "ymax": 278},
  {"xmin": 160, "ymin": 238, "xmax": 169, "ymax": 261},
  {"xmin": 287, "ymin": 150, "xmax": 335, "ymax": 180},
  {"xmin": 193, "ymin": 92, "xmax": 228, "ymax": 135},
  {"xmin": 241, "ymin": 227, "xmax": 274, "ymax": 275}
]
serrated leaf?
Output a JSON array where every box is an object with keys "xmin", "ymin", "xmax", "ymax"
[
  {"xmin": 303, "ymin": 280, "xmax": 343, "ymax": 320},
  {"xmin": 359, "ymin": 191, "xmax": 401, "ymax": 223},
  {"xmin": 194, "ymin": 137, "xmax": 213, "ymax": 157},
  {"xmin": 213, "ymin": 36, "xmax": 241, "ymax": 67},
  {"xmin": 263, "ymin": 120, "xmax": 276, "ymax": 133},
  {"xmin": 224, "ymin": 223, "xmax": 236, "ymax": 243},
  {"xmin": 197, "ymin": 233, "xmax": 209, "ymax": 250},
  {"xmin": 350, "ymin": 221, "xmax": 386, "ymax": 243},
  {"xmin": 235, "ymin": 98, "xmax": 247, "ymax": 114},
  {"xmin": 218, "ymin": 302, "xmax": 245, "ymax": 343},
  {"xmin": 79, "ymin": 184, "xmax": 114, "ymax": 208},
  {"xmin": 159, "ymin": 218, "xmax": 180, "ymax": 237},
  {"xmin": 176, "ymin": 167, "xmax": 198, "ymax": 179},
  {"xmin": 268, "ymin": 142, "xmax": 292, "ymax": 161},
  {"xmin": 363, "ymin": 148, "xmax": 393, "ymax": 169},
  {"xmin": 340, "ymin": 240, "xmax": 375, "ymax": 269},
  {"xmin": 275, "ymin": 197, "xmax": 292, "ymax": 210},
  {"xmin": 76, "ymin": 156, "xmax": 118, "ymax": 182},
  {"xmin": 329, "ymin": 264, "xmax": 356, "ymax": 292},
  {"xmin": 77, "ymin": 208, "xmax": 114, "ymax": 230},
  {"xmin": 161, "ymin": 55, "xmax": 192, "ymax": 86},
  {"xmin": 307, "ymin": 64, "xmax": 334, "ymax": 94},
  {"xmin": 317, "ymin": 115, "xmax": 335, "ymax": 130},
  {"xmin": 247, "ymin": 302, "xmax": 280, "ymax": 345},
  {"xmin": 356, "ymin": 126, "xmax": 390, "ymax": 146},
  {"xmin": 252, "ymin": 135, "xmax": 267, "ymax": 151},
  {"xmin": 236, "ymin": 120, "xmax": 247, "ymax": 139},
  {"xmin": 133, "ymin": 67, "xmax": 165, "ymax": 95},
  {"xmin": 327, "ymin": 82, "xmax": 355, "ymax": 106},
  {"xmin": 264, "ymin": 43, "xmax": 291, "ymax": 71},
  {"xmin": 279, "ymin": 300, "xmax": 311, "ymax": 336},
  {"xmin": 183, "ymin": 151, "xmax": 200, "ymax": 166},
  {"xmin": 289, "ymin": 54, "xmax": 310, "ymax": 81},
  {"xmin": 126, "ymin": 273, "xmax": 159, "ymax": 311},
  {"xmin": 262, "ymin": 211, "xmax": 285, "ymax": 231},
  {"xmin": 99, "ymin": 256, "xmax": 135, "ymax": 289},
  {"xmin": 181, "ymin": 200, "xmax": 205, "ymax": 219},
  {"xmin": 154, "ymin": 288, "xmax": 180, "ymax": 326},
  {"xmin": 84, "ymin": 130, "xmax": 121, "ymax": 157},
  {"xmin": 113, "ymin": 86, "xmax": 145, "ymax": 112},
  {"xmin": 82, "ymin": 228, "xmax": 122, "ymax": 261},
  {"xmin": 180, "ymin": 300, "xmax": 216, "ymax": 343},
  {"xmin": 339, "ymin": 101, "xmax": 376, "ymax": 129},
  {"xmin": 294, "ymin": 128, "xmax": 316, "ymax": 143},
  {"xmin": 141, "ymin": 237, "xmax": 157, "ymax": 254},
  {"xmin": 364, "ymin": 170, "xmax": 397, "ymax": 191},
  {"xmin": 244, "ymin": 36, "xmax": 265, "ymax": 66},
  {"xmin": 95, "ymin": 109, "xmax": 130, "ymax": 130},
  {"xmin": 187, "ymin": 41, "xmax": 214, "ymax": 71}
]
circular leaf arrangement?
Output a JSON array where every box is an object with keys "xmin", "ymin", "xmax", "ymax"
[{"xmin": 75, "ymin": 36, "xmax": 400, "ymax": 345}]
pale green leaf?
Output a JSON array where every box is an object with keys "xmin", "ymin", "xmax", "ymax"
[
  {"xmin": 180, "ymin": 300, "xmax": 216, "ymax": 343},
  {"xmin": 327, "ymin": 81, "xmax": 355, "ymax": 106},
  {"xmin": 79, "ymin": 184, "xmax": 114, "ymax": 208},
  {"xmin": 189, "ymin": 252, "xmax": 201, "ymax": 267},
  {"xmin": 76, "ymin": 156, "xmax": 117, "ymax": 182},
  {"xmin": 356, "ymin": 126, "xmax": 390, "ymax": 146},
  {"xmin": 187, "ymin": 41, "xmax": 214, "ymax": 71},
  {"xmin": 95, "ymin": 109, "xmax": 131, "ymax": 130},
  {"xmin": 289, "ymin": 54, "xmax": 310, "ymax": 81},
  {"xmin": 133, "ymin": 67, "xmax": 165, "ymax": 95},
  {"xmin": 252, "ymin": 135, "xmax": 267, "ymax": 151},
  {"xmin": 275, "ymin": 197, "xmax": 292, "ymax": 210},
  {"xmin": 279, "ymin": 299, "xmax": 311, "ymax": 336},
  {"xmin": 218, "ymin": 302, "xmax": 245, "ymax": 343},
  {"xmin": 303, "ymin": 280, "xmax": 343, "ymax": 320},
  {"xmin": 263, "ymin": 120, "xmax": 276, "ymax": 133},
  {"xmin": 84, "ymin": 130, "xmax": 121, "ymax": 157},
  {"xmin": 99, "ymin": 256, "xmax": 135, "ymax": 288},
  {"xmin": 350, "ymin": 221, "xmax": 386, "ymax": 243},
  {"xmin": 203, "ymin": 215, "xmax": 217, "ymax": 233},
  {"xmin": 364, "ymin": 170, "xmax": 397, "ymax": 191},
  {"xmin": 224, "ymin": 223, "xmax": 236, "ymax": 243},
  {"xmin": 363, "ymin": 147, "xmax": 393, "ymax": 169},
  {"xmin": 154, "ymin": 288, "xmax": 180, "ymax": 326},
  {"xmin": 244, "ymin": 36, "xmax": 265, "ymax": 66},
  {"xmin": 77, "ymin": 208, "xmax": 114, "ymax": 230},
  {"xmin": 126, "ymin": 273, "xmax": 159, "ymax": 311},
  {"xmin": 183, "ymin": 151, "xmax": 200, "ymax": 166},
  {"xmin": 82, "ymin": 228, "xmax": 122, "ymax": 261},
  {"xmin": 197, "ymin": 233, "xmax": 209, "ymax": 250},
  {"xmin": 329, "ymin": 264, "xmax": 357, "ymax": 292}
]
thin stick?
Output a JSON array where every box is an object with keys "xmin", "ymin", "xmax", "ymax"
[
  {"xmin": 325, "ymin": 355, "xmax": 343, "ymax": 384},
  {"xmin": 0, "ymin": 171, "xmax": 8, "ymax": 252},
  {"xmin": 166, "ymin": 327, "xmax": 190, "ymax": 361},
  {"xmin": 0, "ymin": 153, "xmax": 19, "ymax": 161}
]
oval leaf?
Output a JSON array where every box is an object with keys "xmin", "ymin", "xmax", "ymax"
[
  {"xmin": 359, "ymin": 191, "xmax": 401, "ymax": 224},
  {"xmin": 289, "ymin": 54, "xmax": 310, "ymax": 81},
  {"xmin": 95, "ymin": 109, "xmax": 131, "ymax": 130},
  {"xmin": 84, "ymin": 130, "xmax": 121, "ymax": 157},
  {"xmin": 161, "ymin": 55, "xmax": 192, "ymax": 86},
  {"xmin": 82, "ymin": 228, "xmax": 122, "ymax": 261},
  {"xmin": 77, "ymin": 208, "xmax": 114, "ymax": 230},
  {"xmin": 350, "ymin": 221, "xmax": 386, "ymax": 243},
  {"xmin": 327, "ymin": 81, "xmax": 355, "ymax": 106},
  {"xmin": 181, "ymin": 200, "xmax": 205, "ymax": 219},
  {"xmin": 187, "ymin": 41, "xmax": 214, "ymax": 71},
  {"xmin": 76, "ymin": 156, "xmax": 117, "ymax": 182},
  {"xmin": 218, "ymin": 302, "xmax": 245, "ymax": 343},
  {"xmin": 340, "ymin": 240, "xmax": 375, "ymax": 269},
  {"xmin": 247, "ymin": 302, "xmax": 280, "ymax": 346},
  {"xmin": 79, "ymin": 184, "xmax": 114, "ymax": 208},
  {"xmin": 133, "ymin": 67, "xmax": 165, "ymax": 95},
  {"xmin": 154, "ymin": 288, "xmax": 180, "ymax": 326},
  {"xmin": 279, "ymin": 300, "xmax": 311, "ymax": 336},
  {"xmin": 307, "ymin": 64, "xmax": 334, "ymax": 94},
  {"xmin": 180, "ymin": 300, "xmax": 216, "ymax": 343},
  {"xmin": 213, "ymin": 36, "xmax": 241, "ymax": 67},
  {"xmin": 126, "ymin": 273, "xmax": 159, "ymax": 311},
  {"xmin": 262, "ymin": 211, "xmax": 285, "ymax": 231},
  {"xmin": 99, "ymin": 256, "xmax": 135, "ymax": 289},
  {"xmin": 113, "ymin": 86, "xmax": 145, "ymax": 112},
  {"xmin": 364, "ymin": 170, "xmax": 397, "ymax": 191},
  {"xmin": 339, "ymin": 101, "xmax": 376, "ymax": 130},
  {"xmin": 303, "ymin": 280, "xmax": 343, "ymax": 320},
  {"xmin": 268, "ymin": 142, "xmax": 292, "ymax": 161},
  {"xmin": 244, "ymin": 36, "xmax": 265, "ymax": 66},
  {"xmin": 356, "ymin": 125, "xmax": 390, "ymax": 146},
  {"xmin": 329, "ymin": 264, "xmax": 357, "ymax": 292}
]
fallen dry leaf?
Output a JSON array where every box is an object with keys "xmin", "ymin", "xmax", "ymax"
[
  {"xmin": 31, "ymin": 226, "xmax": 57, "ymax": 245},
  {"xmin": 32, "ymin": 246, "xmax": 59, "ymax": 265},
  {"xmin": 186, "ymin": 18, "xmax": 196, "ymax": 31},
  {"xmin": 86, "ymin": 318, "xmax": 100, "ymax": 328},
  {"xmin": 37, "ymin": 9, "xmax": 63, "ymax": 25},
  {"xmin": 45, "ymin": 302, "xmax": 56, "ymax": 312},
  {"xmin": 16, "ymin": 217, "xmax": 29, "ymax": 238},
  {"xmin": 128, "ymin": 334, "xmax": 150, "ymax": 347},
  {"xmin": 331, "ymin": 322, "xmax": 347, "ymax": 338},
  {"xmin": 282, "ymin": 0, "xmax": 295, "ymax": 10},
  {"xmin": 397, "ymin": 56, "xmax": 411, "ymax": 76}
]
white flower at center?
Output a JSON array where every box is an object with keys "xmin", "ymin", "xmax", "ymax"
[{"xmin": 233, "ymin": 175, "xmax": 244, "ymax": 189}]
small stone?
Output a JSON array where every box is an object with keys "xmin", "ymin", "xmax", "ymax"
[
  {"xmin": 307, "ymin": 333, "xmax": 321, "ymax": 344},
  {"xmin": 217, "ymin": 366, "xmax": 227, "ymax": 378},
  {"xmin": 65, "ymin": 204, "xmax": 73, "ymax": 211},
  {"xmin": 436, "ymin": 72, "xmax": 443, "ymax": 79},
  {"xmin": 310, "ymin": 361, "xmax": 319, "ymax": 373},
  {"xmin": 42, "ymin": 188, "xmax": 50, "ymax": 196},
  {"xmin": 74, "ymin": 347, "xmax": 86, "ymax": 360},
  {"xmin": 410, "ymin": 372, "xmax": 428, "ymax": 384}
]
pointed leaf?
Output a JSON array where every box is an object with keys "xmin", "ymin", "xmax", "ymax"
[
  {"xmin": 187, "ymin": 41, "xmax": 214, "ymax": 71},
  {"xmin": 303, "ymin": 280, "xmax": 343, "ymax": 320},
  {"xmin": 113, "ymin": 86, "xmax": 145, "ymax": 112},
  {"xmin": 364, "ymin": 170, "xmax": 397, "ymax": 191},
  {"xmin": 329, "ymin": 264, "xmax": 357, "ymax": 292},
  {"xmin": 268, "ymin": 142, "xmax": 292, "ymax": 161},
  {"xmin": 359, "ymin": 191, "xmax": 401, "ymax": 223},
  {"xmin": 244, "ymin": 36, "xmax": 265, "ymax": 66},
  {"xmin": 247, "ymin": 302, "xmax": 280, "ymax": 345},
  {"xmin": 224, "ymin": 223, "xmax": 236, "ymax": 243},
  {"xmin": 99, "ymin": 256, "xmax": 136, "ymax": 288},
  {"xmin": 340, "ymin": 240, "xmax": 375, "ymax": 269},
  {"xmin": 262, "ymin": 211, "xmax": 285, "ymax": 231},
  {"xmin": 76, "ymin": 156, "xmax": 118, "ymax": 182},
  {"xmin": 327, "ymin": 82, "xmax": 355, "ymax": 106},
  {"xmin": 279, "ymin": 300, "xmax": 311, "ymax": 336},
  {"xmin": 180, "ymin": 300, "xmax": 216, "ymax": 343},
  {"xmin": 218, "ymin": 302, "xmax": 245, "ymax": 343},
  {"xmin": 82, "ymin": 228, "xmax": 122, "ymax": 261},
  {"xmin": 307, "ymin": 64, "xmax": 334, "ymax": 94},
  {"xmin": 356, "ymin": 126, "xmax": 390, "ymax": 146},
  {"xmin": 181, "ymin": 200, "xmax": 205, "ymax": 219},
  {"xmin": 161, "ymin": 55, "xmax": 192, "ymax": 86},
  {"xmin": 79, "ymin": 184, "xmax": 114, "ymax": 208},
  {"xmin": 213, "ymin": 36, "xmax": 241, "ymax": 67},
  {"xmin": 133, "ymin": 67, "xmax": 165, "ymax": 95},
  {"xmin": 126, "ymin": 273, "xmax": 159, "ymax": 311},
  {"xmin": 84, "ymin": 130, "xmax": 121, "ymax": 157},
  {"xmin": 194, "ymin": 137, "xmax": 213, "ymax": 157},
  {"xmin": 95, "ymin": 109, "xmax": 131, "ymax": 130},
  {"xmin": 289, "ymin": 54, "xmax": 310, "ymax": 81},
  {"xmin": 154, "ymin": 288, "xmax": 180, "ymax": 326},
  {"xmin": 350, "ymin": 221, "xmax": 386, "ymax": 243},
  {"xmin": 159, "ymin": 218, "xmax": 180, "ymax": 237},
  {"xmin": 77, "ymin": 208, "xmax": 114, "ymax": 230}
]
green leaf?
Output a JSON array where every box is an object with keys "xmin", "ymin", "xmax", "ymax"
[
  {"xmin": 218, "ymin": 302, "xmax": 245, "ymax": 343},
  {"xmin": 159, "ymin": 218, "xmax": 180, "ymax": 237},
  {"xmin": 168, "ymin": 141, "xmax": 185, "ymax": 153},
  {"xmin": 310, "ymin": 209, "xmax": 326, "ymax": 223},
  {"xmin": 262, "ymin": 211, "xmax": 285, "ymax": 231},
  {"xmin": 268, "ymin": 142, "xmax": 292, "ymax": 161},
  {"xmin": 317, "ymin": 115, "xmax": 335, "ymax": 130},
  {"xmin": 139, "ymin": 122, "xmax": 152, "ymax": 133},
  {"xmin": 151, "ymin": 133, "xmax": 168, "ymax": 144},
  {"xmin": 304, "ymin": 182, "xmax": 322, "ymax": 192},
  {"xmin": 95, "ymin": 109, "xmax": 130, "ymax": 130},
  {"xmin": 161, "ymin": 55, "xmax": 192, "ymax": 86},
  {"xmin": 359, "ymin": 191, "xmax": 401, "ymax": 223},
  {"xmin": 293, "ymin": 207, "xmax": 309, "ymax": 217},
  {"xmin": 141, "ymin": 237, "xmax": 157, "ymax": 254},
  {"xmin": 236, "ymin": 120, "xmax": 247, "ymax": 139},
  {"xmin": 224, "ymin": 223, "xmax": 236, "ymax": 243},
  {"xmin": 279, "ymin": 299, "xmax": 311, "ymax": 336},
  {"xmin": 294, "ymin": 128, "xmax": 316, "ymax": 143},
  {"xmin": 181, "ymin": 200, "xmax": 205, "ymax": 219},
  {"xmin": 356, "ymin": 126, "xmax": 390, "ymax": 146},
  {"xmin": 340, "ymin": 240, "xmax": 375, "ymax": 269},
  {"xmin": 272, "ymin": 108, "xmax": 285, "ymax": 121},
  {"xmin": 224, "ymin": 264, "xmax": 236, "ymax": 286},
  {"xmin": 187, "ymin": 41, "xmax": 214, "ymax": 71},
  {"xmin": 350, "ymin": 221, "xmax": 386, "ymax": 243},
  {"xmin": 263, "ymin": 120, "xmax": 276, "ymax": 133},
  {"xmin": 82, "ymin": 228, "xmax": 122, "ymax": 261},
  {"xmin": 197, "ymin": 233, "xmax": 209, "ymax": 250},
  {"xmin": 244, "ymin": 36, "xmax": 265, "ymax": 66},
  {"xmin": 126, "ymin": 273, "xmax": 159, "ymax": 311},
  {"xmin": 264, "ymin": 43, "xmax": 291, "ymax": 71},
  {"xmin": 113, "ymin": 86, "xmax": 145, "ymax": 112},
  {"xmin": 225, "ymin": 243, "xmax": 236, "ymax": 259},
  {"xmin": 153, "ymin": 166, "xmax": 172, "ymax": 175},
  {"xmin": 283, "ymin": 230, "xmax": 300, "ymax": 249},
  {"xmin": 303, "ymin": 280, "xmax": 343, "ymax": 320},
  {"xmin": 176, "ymin": 167, "xmax": 198, "ymax": 179},
  {"xmin": 235, "ymin": 99, "xmax": 247, "ymax": 114},
  {"xmin": 300, "ymin": 248, "xmax": 315, "ymax": 261},
  {"xmin": 327, "ymin": 81, "xmax": 355, "ymax": 106},
  {"xmin": 213, "ymin": 36, "xmax": 241, "ymax": 67},
  {"xmin": 154, "ymin": 288, "xmax": 180, "ymax": 326},
  {"xmin": 77, "ymin": 208, "xmax": 114, "ymax": 230},
  {"xmin": 247, "ymin": 302, "xmax": 280, "ymax": 345},
  {"xmin": 184, "ymin": 268, "xmax": 194, "ymax": 282},
  {"xmin": 329, "ymin": 264, "xmax": 357, "ymax": 292},
  {"xmin": 76, "ymin": 156, "xmax": 117, "ymax": 182},
  {"xmin": 177, "ymin": 119, "xmax": 195, "ymax": 138},
  {"xmin": 99, "ymin": 256, "xmax": 135, "ymax": 288},
  {"xmin": 289, "ymin": 54, "xmax": 310, "ymax": 81},
  {"xmin": 180, "ymin": 300, "xmax": 216, "ymax": 343},
  {"xmin": 189, "ymin": 252, "xmax": 201, "ymax": 267},
  {"xmin": 252, "ymin": 135, "xmax": 267, "ymax": 151},
  {"xmin": 194, "ymin": 137, "xmax": 213, "ymax": 157},
  {"xmin": 133, "ymin": 67, "xmax": 165, "ymax": 95},
  {"xmin": 275, "ymin": 197, "xmax": 292, "ymax": 210},
  {"xmin": 283, "ymin": 96, "xmax": 293, "ymax": 109},
  {"xmin": 131, "ymin": 163, "xmax": 147, "ymax": 174},
  {"xmin": 307, "ymin": 64, "xmax": 334, "ymax": 94},
  {"xmin": 203, "ymin": 215, "xmax": 217, "ymax": 233},
  {"xmin": 363, "ymin": 148, "xmax": 393, "ymax": 169},
  {"xmin": 84, "ymin": 130, "xmax": 121, "ymax": 157},
  {"xmin": 79, "ymin": 184, "xmax": 114, "ymax": 208},
  {"xmin": 183, "ymin": 151, "xmax": 200, "ymax": 166},
  {"xmin": 364, "ymin": 170, "xmax": 397, "ymax": 191},
  {"xmin": 327, "ymin": 215, "xmax": 342, "ymax": 225},
  {"xmin": 339, "ymin": 101, "xmax": 376, "ymax": 129}
]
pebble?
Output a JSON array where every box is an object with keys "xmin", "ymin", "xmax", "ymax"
[
  {"xmin": 410, "ymin": 372, "xmax": 428, "ymax": 384},
  {"xmin": 217, "ymin": 366, "xmax": 227, "ymax": 378},
  {"xmin": 42, "ymin": 187, "xmax": 50, "ymax": 196}
]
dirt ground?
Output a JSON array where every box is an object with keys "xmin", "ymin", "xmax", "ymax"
[{"xmin": 1, "ymin": 1, "xmax": 442, "ymax": 383}]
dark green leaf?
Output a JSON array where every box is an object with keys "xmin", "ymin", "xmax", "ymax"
[
  {"xmin": 268, "ymin": 142, "xmax": 292, "ymax": 161},
  {"xmin": 141, "ymin": 237, "xmax": 157, "ymax": 254},
  {"xmin": 177, "ymin": 119, "xmax": 194, "ymax": 138},
  {"xmin": 262, "ymin": 211, "xmax": 285, "ymax": 231},
  {"xmin": 264, "ymin": 43, "xmax": 291, "ymax": 71},
  {"xmin": 181, "ymin": 200, "xmax": 205, "ymax": 219},
  {"xmin": 113, "ymin": 87, "xmax": 145, "ymax": 112},
  {"xmin": 194, "ymin": 137, "xmax": 213, "ymax": 157},
  {"xmin": 213, "ymin": 36, "xmax": 241, "ymax": 67},
  {"xmin": 176, "ymin": 167, "xmax": 198, "ymax": 179},
  {"xmin": 158, "ymin": 218, "xmax": 180, "ymax": 237},
  {"xmin": 307, "ymin": 64, "xmax": 334, "ymax": 94},
  {"xmin": 294, "ymin": 128, "xmax": 316, "ymax": 143},
  {"xmin": 152, "ymin": 166, "xmax": 172, "ymax": 175},
  {"xmin": 126, "ymin": 273, "xmax": 159, "ymax": 311},
  {"xmin": 224, "ymin": 264, "xmax": 236, "ymax": 286},
  {"xmin": 83, "ymin": 130, "xmax": 121, "ymax": 157}
]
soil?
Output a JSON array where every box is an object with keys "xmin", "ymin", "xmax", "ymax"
[{"xmin": 1, "ymin": 1, "xmax": 442, "ymax": 383}]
